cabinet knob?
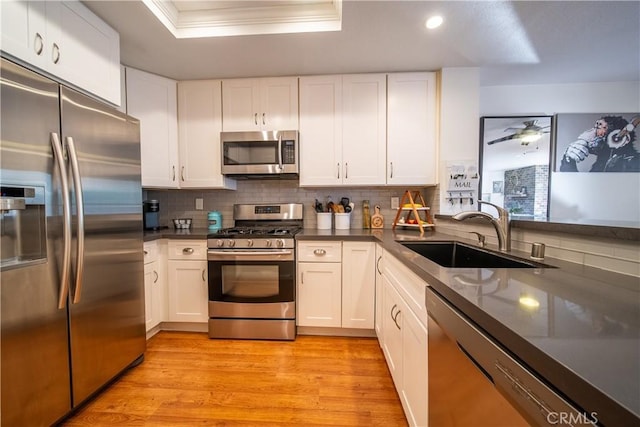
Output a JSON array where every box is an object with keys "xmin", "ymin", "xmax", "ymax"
[
  {"xmin": 313, "ymin": 248, "xmax": 326, "ymax": 256},
  {"xmin": 182, "ymin": 247, "xmax": 194, "ymax": 255}
]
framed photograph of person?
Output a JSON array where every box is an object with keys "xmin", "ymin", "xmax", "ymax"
[
  {"xmin": 492, "ymin": 180, "xmax": 503, "ymax": 194},
  {"xmin": 554, "ymin": 113, "xmax": 640, "ymax": 173}
]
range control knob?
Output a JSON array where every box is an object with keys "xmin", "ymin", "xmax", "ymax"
[
  {"xmin": 247, "ymin": 239, "xmax": 254, "ymax": 247},
  {"xmin": 216, "ymin": 240, "xmax": 224, "ymax": 248},
  {"xmin": 276, "ymin": 239, "xmax": 285, "ymax": 248},
  {"xmin": 265, "ymin": 240, "xmax": 273, "ymax": 248},
  {"xmin": 227, "ymin": 239, "xmax": 235, "ymax": 248}
]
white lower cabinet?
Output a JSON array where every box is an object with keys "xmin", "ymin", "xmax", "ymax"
[
  {"xmin": 167, "ymin": 240, "xmax": 208, "ymax": 322},
  {"xmin": 379, "ymin": 250, "xmax": 428, "ymax": 427},
  {"xmin": 296, "ymin": 240, "xmax": 375, "ymax": 330},
  {"xmin": 143, "ymin": 240, "xmax": 165, "ymax": 333}
]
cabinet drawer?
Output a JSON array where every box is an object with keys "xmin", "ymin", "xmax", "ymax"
[
  {"xmin": 297, "ymin": 241, "xmax": 342, "ymax": 263},
  {"xmin": 143, "ymin": 241, "xmax": 159, "ymax": 264},
  {"xmin": 168, "ymin": 240, "xmax": 207, "ymax": 260}
]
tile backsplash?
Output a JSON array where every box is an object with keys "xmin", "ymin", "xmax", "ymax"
[{"xmin": 145, "ymin": 180, "xmax": 437, "ymax": 230}]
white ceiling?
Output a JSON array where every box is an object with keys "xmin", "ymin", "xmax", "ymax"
[{"xmin": 83, "ymin": 0, "xmax": 640, "ymax": 86}]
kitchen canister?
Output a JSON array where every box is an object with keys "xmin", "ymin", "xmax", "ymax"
[
  {"xmin": 207, "ymin": 211, "xmax": 222, "ymax": 232},
  {"xmin": 317, "ymin": 212, "xmax": 332, "ymax": 230},
  {"xmin": 334, "ymin": 213, "xmax": 351, "ymax": 230}
]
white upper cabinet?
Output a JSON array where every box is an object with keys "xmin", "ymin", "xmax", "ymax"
[
  {"xmin": 342, "ymin": 74, "xmax": 387, "ymax": 186},
  {"xmin": 387, "ymin": 72, "xmax": 438, "ymax": 185},
  {"xmin": 126, "ymin": 67, "xmax": 179, "ymax": 189},
  {"xmin": 1, "ymin": 0, "xmax": 121, "ymax": 106},
  {"xmin": 222, "ymin": 77, "xmax": 298, "ymax": 131},
  {"xmin": 299, "ymin": 74, "xmax": 387, "ymax": 186},
  {"xmin": 177, "ymin": 80, "xmax": 236, "ymax": 189},
  {"xmin": 299, "ymin": 75, "xmax": 343, "ymax": 186}
]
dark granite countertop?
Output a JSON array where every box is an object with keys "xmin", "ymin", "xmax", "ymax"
[
  {"xmin": 298, "ymin": 228, "xmax": 640, "ymax": 426},
  {"xmin": 143, "ymin": 227, "xmax": 211, "ymax": 242}
]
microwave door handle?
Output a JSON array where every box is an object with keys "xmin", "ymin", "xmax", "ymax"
[
  {"xmin": 66, "ymin": 137, "xmax": 85, "ymax": 304},
  {"xmin": 51, "ymin": 133, "xmax": 71, "ymax": 309},
  {"xmin": 277, "ymin": 133, "xmax": 283, "ymax": 172}
]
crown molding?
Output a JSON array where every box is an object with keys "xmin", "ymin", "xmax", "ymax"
[{"xmin": 142, "ymin": 0, "xmax": 342, "ymax": 38}]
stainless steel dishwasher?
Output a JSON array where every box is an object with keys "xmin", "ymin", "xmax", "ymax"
[{"xmin": 426, "ymin": 287, "xmax": 596, "ymax": 427}]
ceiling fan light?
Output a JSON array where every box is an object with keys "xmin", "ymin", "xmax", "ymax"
[{"xmin": 521, "ymin": 133, "xmax": 542, "ymax": 143}]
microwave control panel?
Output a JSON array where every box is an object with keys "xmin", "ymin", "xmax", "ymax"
[{"xmin": 282, "ymin": 140, "xmax": 296, "ymax": 164}]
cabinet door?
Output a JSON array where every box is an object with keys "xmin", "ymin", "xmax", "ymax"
[
  {"xmin": 382, "ymin": 276, "xmax": 403, "ymax": 388},
  {"xmin": 177, "ymin": 80, "xmax": 236, "ymax": 189},
  {"xmin": 297, "ymin": 262, "xmax": 342, "ymax": 327},
  {"xmin": 143, "ymin": 260, "xmax": 157, "ymax": 331},
  {"xmin": 47, "ymin": 1, "xmax": 120, "ymax": 106},
  {"xmin": 401, "ymin": 306, "xmax": 428, "ymax": 427},
  {"xmin": 126, "ymin": 67, "xmax": 179, "ymax": 188},
  {"xmin": 387, "ymin": 72, "xmax": 437, "ymax": 185},
  {"xmin": 342, "ymin": 242, "xmax": 375, "ymax": 329},
  {"xmin": 299, "ymin": 75, "xmax": 343, "ymax": 186},
  {"xmin": 221, "ymin": 78, "xmax": 259, "ymax": 131},
  {"xmin": 342, "ymin": 74, "xmax": 386, "ymax": 185},
  {"xmin": 167, "ymin": 260, "xmax": 208, "ymax": 322},
  {"xmin": 260, "ymin": 77, "xmax": 298, "ymax": 130},
  {"xmin": 375, "ymin": 243, "xmax": 384, "ymax": 342},
  {"xmin": 0, "ymin": 1, "xmax": 47, "ymax": 69}
]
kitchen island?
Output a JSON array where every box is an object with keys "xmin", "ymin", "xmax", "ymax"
[{"xmin": 297, "ymin": 228, "xmax": 640, "ymax": 426}]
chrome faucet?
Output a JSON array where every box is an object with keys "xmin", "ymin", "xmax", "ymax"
[{"xmin": 452, "ymin": 200, "xmax": 511, "ymax": 251}]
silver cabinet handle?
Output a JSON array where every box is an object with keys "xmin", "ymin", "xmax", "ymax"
[
  {"xmin": 202, "ymin": 269, "xmax": 206, "ymax": 281},
  {"xmin": 254, "ymin": 113, "xmax": 258, "ymax": 125},
  {"xmin": 181, "ymin": 166, "xmax": 185, "ymax": 181},
  {"xmin": 394, "ymin": 309, "xmax": 401, "ymax": 330},
  {"xmin": 337, "ymin": 163, "xmax": 340, "ymax": 179},
  {"xmin": 390, "ymin": 162, "xmax": 394, "ymax": 179},
  {"xmin": 183, "ymin": 247, "xmax": 194, "ymax": 255},
  {"xmin": 172, "ymin": 166, "xmax": 176, "ymax": 181},
  {"xmin": 345, "ymin": 162, "xmax": 348, "ymax": 179},
  {"xmin": 376, "ymin": 256, "xmax": 382, "ymax": 274},
  {"xmin": 52, "ymin": 42, "xmax": 60, "ymax": 64},
  {"xmin": 144, "ymin": 250, "xmax": 149, "ymax": 255},
  {"xmin": 51, "ymin": 133, "xmax": 71, "ymax": 309},
  {"xmin": 313, "ymin": 249, "xmax": 326, "ymax": 256},
  {"xmin": 262, "ymin": 112, "xmax": 266, "ymax": 125},
  {"xmin": 153, "ymin": 271, "xmax": 159, "ymax": 283},
  {"xmin": 301, "ymin": 272, "xmax": 304, "ymax": 284},
  {"xmin": 66, "ymin": 137, "xmax": 85, "ymax": 304},
  {"xmin": 390, "ymin": 304, "xmax": 397, "ymax": 320},
  {"xmin": 34, "ymin": 32, "xmax": 44, "ymax": 55}
]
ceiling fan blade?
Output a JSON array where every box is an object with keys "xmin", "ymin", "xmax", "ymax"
[{"xmin": 487, "ymin": 134, "xmax": 518, "ymax": 145}]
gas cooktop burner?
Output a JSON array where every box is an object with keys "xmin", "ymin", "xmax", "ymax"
[{"xmin": 214, "ymin": 226, "xmax": 302, "ymax": 237}]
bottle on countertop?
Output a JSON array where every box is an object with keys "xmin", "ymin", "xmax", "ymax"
[{"xmin": 363, "ymin": 199, "xmax": 371, "ymax": 229}]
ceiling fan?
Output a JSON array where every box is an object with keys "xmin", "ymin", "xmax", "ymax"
[{"xmin": 487, "ymin": 120, "xmax": 550, "ymax": 145}]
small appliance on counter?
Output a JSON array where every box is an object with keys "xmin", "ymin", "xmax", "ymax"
[
  {"xmin": 143, "ymin": 200, "xmax": 160, "ymax": 230},
  {"xmin": 208, "ymin": 211, "xmax": 222, "ymax": 232}
]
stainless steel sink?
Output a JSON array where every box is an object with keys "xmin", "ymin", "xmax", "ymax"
[{"xmin": 399, "ymin": 241, "xmax": 552, "ymax": 268}]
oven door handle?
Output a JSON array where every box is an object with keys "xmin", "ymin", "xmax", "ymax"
[
  {"xmin": 207, "ymin": 249, "xmax": 294, "ymax": 261},
  {"xmin": 208, "ymin": 250, "xmax": 293, "ymax": 256}
]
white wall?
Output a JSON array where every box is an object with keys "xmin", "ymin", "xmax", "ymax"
[{"xmin": 480, "ymin": 81, "xmax": 640, "ymax": 223}]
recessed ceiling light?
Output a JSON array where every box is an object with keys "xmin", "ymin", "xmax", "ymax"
[{"xmin": 425, "ymin": 15, "xmax": 443, "ymax": 30}]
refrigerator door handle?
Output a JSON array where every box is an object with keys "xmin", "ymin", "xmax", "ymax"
[
  {"xmin": 51, "ymin": 133, "xmax": 72, "ymax": 309},
  {"xmin": 65, "ymin": 136, "xmax": 85, "ymax": 304}
]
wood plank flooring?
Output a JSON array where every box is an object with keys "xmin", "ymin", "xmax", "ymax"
[{"xmin": 62, "ymin": 332, "xmax": 408, "ymax": 426}]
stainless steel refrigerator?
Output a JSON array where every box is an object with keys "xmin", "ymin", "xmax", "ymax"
[{"xmin": 1, "ymin": 58, "xmax": 146, "ymax": 426}]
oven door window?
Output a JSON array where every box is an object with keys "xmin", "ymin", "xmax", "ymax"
[{"xmin": 209, "ymin": 261, "xmax": 294, "ymax": 303}]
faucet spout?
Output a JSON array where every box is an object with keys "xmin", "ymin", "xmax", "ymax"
[{"xmin": 452, "ymin": 200, "xmax": 511, "ymax": 251}]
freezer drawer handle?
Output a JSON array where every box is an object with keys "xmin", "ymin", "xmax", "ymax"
[
  {"xmin": 66, "ymin": 137, "xmax": 85, "ymax": 304},
  {"xmin": 51, "ymin": 133, "xmax": 71, "ymax": 309}
]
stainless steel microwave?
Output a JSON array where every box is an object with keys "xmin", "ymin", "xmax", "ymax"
[{"xmin": 221, "ymin": 130, "xmax": 299, "ymax": 177}]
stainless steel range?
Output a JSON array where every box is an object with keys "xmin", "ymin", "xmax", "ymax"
[{"xmin": 207, "ymin": 203, "xmax": 303, "ymax": 340}]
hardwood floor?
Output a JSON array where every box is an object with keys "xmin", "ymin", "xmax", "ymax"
[{"xmin": 62, "ymin": 332, "xmax": 408, "ymax": 426}]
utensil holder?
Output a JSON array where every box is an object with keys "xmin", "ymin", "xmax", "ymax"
[
  {"xmin": 317, "ymin": 212, "xmax": 332, "ymax": 230},
  {"xmin": 335, "ymin": 213, "xmax": 351, "ymax": 230}
]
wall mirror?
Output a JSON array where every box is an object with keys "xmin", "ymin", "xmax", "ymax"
[{"xmin": 479, "ymin": 116, "xmax": 553, "ymax": 220}]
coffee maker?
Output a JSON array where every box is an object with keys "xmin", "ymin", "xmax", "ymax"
[{"xmin": 143, "ymin": 200, "xmax": 160, "ymax": 230}]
